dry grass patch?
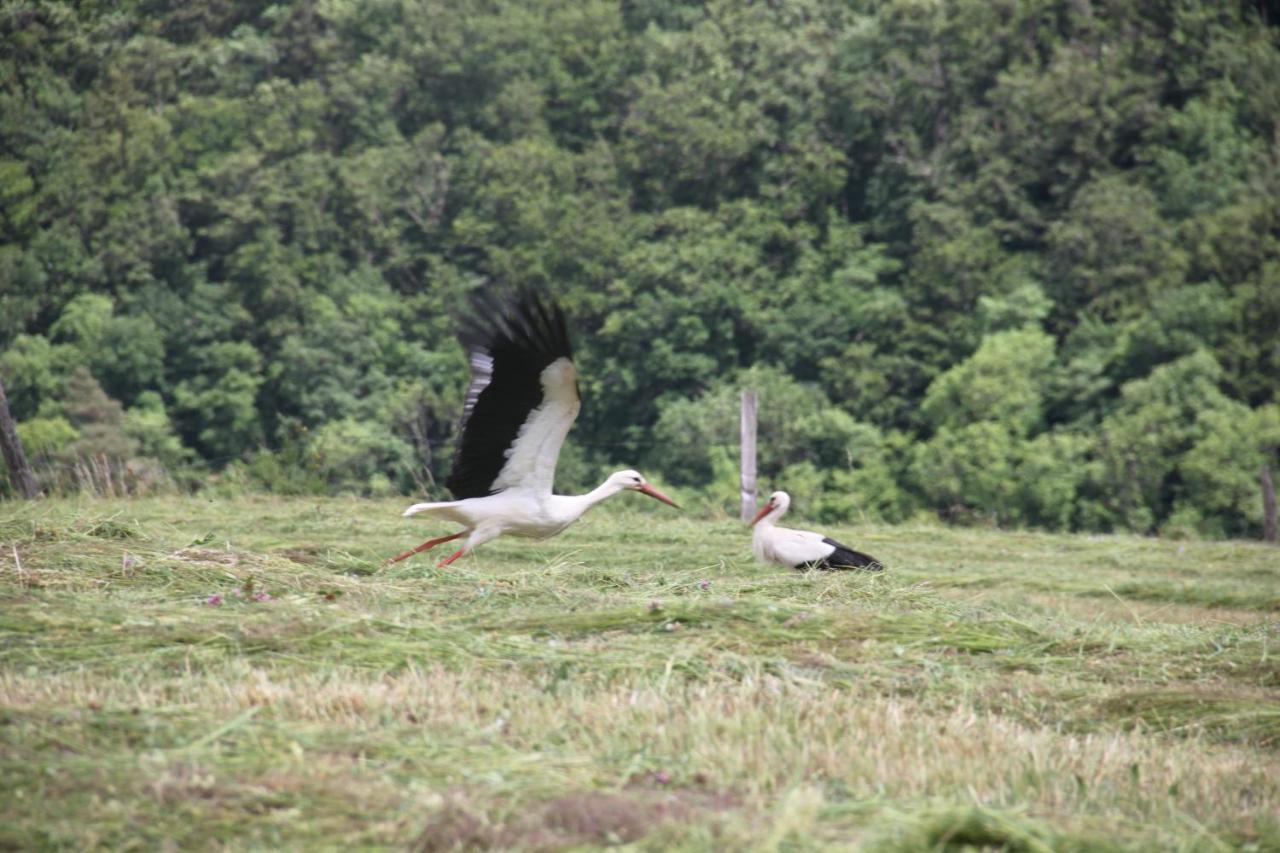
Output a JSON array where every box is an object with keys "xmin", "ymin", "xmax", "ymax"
[
  {"xmin": 1084, "ymin": 687, "xmax": 1280, "ymax": 746},
  {"xmin": 414, "ymin": 788, "xmax": 740, "ymax": 851}
]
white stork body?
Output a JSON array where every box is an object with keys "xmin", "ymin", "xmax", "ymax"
[
  {"xmin": 751, "ymin": 491, "xmax": 884, "ymax": 572},
  {"xmin": 390, "ymin": 291, "xmax": 677, "ymax": 567},
  {"xmin": 401, "ymin": 474, "xmax": 647, "ymax": 553}
]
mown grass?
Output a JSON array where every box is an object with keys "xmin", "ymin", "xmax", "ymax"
[{"xmin": 1, "ymin": 496, "xmax": 1277, "ymax": 850}]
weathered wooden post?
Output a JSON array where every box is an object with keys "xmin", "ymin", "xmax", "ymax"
[
  {"xmin": 0, "ymin": 376, "xmax": 39, "ymax": 499},
  {"xmin": 1262, "ymin": 463, "xmax": 1277, "ymax": 544},
  {"xmin": 740, "ymin": 389, "xmax": 758, "ymax": 522}
]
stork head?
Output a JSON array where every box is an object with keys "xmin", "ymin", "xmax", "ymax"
[
  {"xmin": 607, "ymin": 469, "xmax": 680, "ymax": 508},
  {"xmin": 750, "ymin": 490, "xmax": 790, "ymax": 525}
]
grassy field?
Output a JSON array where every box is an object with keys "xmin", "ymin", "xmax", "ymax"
[{"xmin": 1, "ymin": 496, "xmax": 1277, "ymax": 851}]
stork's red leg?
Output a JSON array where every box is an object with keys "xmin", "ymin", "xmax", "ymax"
[
  {"xmin": 386, "ymin": 531, "xmax": 465, "ymax": 565},
  {"xmin": 437, "ymin": 548, "xmax": 466, "ymax": 568}
]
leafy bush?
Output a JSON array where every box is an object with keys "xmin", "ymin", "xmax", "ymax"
[
  {"xmin": 124, "ymin": 392, "xmax": 195, "ymax": 473},
  {"xmin": 920, "ymin": 327, "xmax": 1056, "ymax": 436},
  {"xmin": 15, "ymin": 416, "xmax": 77, "ymax": 460},
  {"xmin": 1084, "ymin": 351, "xmax": 1245, "ymax": 533},
  {"xmin": 1176, "ymin": 404, "xmax": 1280, "ymax": 538},
  {"xmin": 911, "ymin": 423, "xmax": 1022, "ymax": 526},
  {"xmin": 304, "ymin": 417, "xmax": 417, "ymax": 496}
]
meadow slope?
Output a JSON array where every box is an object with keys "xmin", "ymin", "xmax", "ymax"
[{"xmin": 1, "ymin": 496, "xmax": 1277, "ymax": 850}]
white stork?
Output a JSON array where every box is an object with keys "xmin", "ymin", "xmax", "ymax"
[
  {"xmin": 389, "ymin": 289, "xmax": 679, "ymax": 567},
  {"xmin": 750, "ymin": 491, "xmax": 884, "ymax": 572}
]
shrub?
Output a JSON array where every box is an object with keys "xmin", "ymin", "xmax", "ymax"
[{"xmin": 305, "ymin": 417, "xmax": 417, "ymax": 495}]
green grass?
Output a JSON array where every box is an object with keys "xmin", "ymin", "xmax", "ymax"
[{"xmin": 1, "ymin": 496, "xmax": 1278, "ymax": 850}]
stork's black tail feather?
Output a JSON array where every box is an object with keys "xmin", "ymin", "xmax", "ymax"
[{"xmin": 808, "ymin": 537, "xmax": 885, "ymax": 572}]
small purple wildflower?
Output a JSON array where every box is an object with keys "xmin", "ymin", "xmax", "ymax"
[
  {"xmin": 253, "ymin": 591, "xmax": 272, "ymax": 602},
  {"xmin": 697, "ymin": 580, "xmax": 710, "ymax": 591},
  {"xmin": 205, "ymin": 594, "xmax": 223, "ymax": 606}
]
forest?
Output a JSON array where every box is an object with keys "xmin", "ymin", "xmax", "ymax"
[{"xmin": 1, "ymin": 0, "xmax": 1278, "ymax": 538}]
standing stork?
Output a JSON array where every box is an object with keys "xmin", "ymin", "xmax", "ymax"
[
  {"xmin": 750, "ymin": 491, "xmax": 884, "ymax": 572},
  {"xmin": 389, "ymin": 289, "xmax": 679, "ymax": 567}
]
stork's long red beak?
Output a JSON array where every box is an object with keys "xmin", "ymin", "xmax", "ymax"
[
  {"xmin": 637, "ymin": 483, "xmax": 680, "ymax": 509},
  {"xmin": 750, "ymin": 502, "xmax": 773, "ymax": 526}
]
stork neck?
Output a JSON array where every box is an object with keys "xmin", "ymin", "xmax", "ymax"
[
  {"xmin": 556, "ymin": 479, "xmax": 627, "ymax": 521},
  {"xmin": 583, "ymin": 479, "xmax": 627, "ymax": 508}
]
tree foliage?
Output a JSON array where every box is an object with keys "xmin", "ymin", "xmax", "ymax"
[{"xmin": 1, "ymin": 0, "xmax": 1277, "ymax": 536}]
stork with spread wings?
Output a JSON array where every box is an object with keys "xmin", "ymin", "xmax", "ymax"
[{"xmin": 389, "ymin": 289, "xmax": 678, "ymax": 567}]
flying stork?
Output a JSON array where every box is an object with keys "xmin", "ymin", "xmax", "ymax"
[
  {"xmin": 388, "ymin": 289, "xmax": 679, "ymax": 567},
  {"xmin": 750, "ymin": 491, "xmax": 884, "ymax": 572}
]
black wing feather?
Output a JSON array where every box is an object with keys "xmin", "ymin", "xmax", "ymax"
[
  {"xmin": 446, "ymin": 288, "xmax": 574, "ymax": 500},
  {"xmin": 802, "ymin": 537, "xmax": 885, "ymax": 572}
]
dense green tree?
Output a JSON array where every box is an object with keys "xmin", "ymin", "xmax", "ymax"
[
  {"xmin": 1178, "ymin": 404, "xmax": 1280, "ymax": 538},
  {"xmin": 1082, "ymin": 351, "xmax": 1250, "ymax": 533},
  {"xmin": 171, "ymin": 342, "xmax": 265, "ymax": 460},
  {"xmin": 919, "ymin": 327, "xmax": 1056, "ymax": 436}
]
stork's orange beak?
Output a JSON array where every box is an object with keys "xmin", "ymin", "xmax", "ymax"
[
  {"xmin": 637, "ymin": 483, "xmax": 680, "ymax": 509},
  {"xmin": 750, "ymin": 502, "xmax": 773, "ymax": 526}
]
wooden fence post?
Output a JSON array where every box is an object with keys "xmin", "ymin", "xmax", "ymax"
[
  {"xmin": 1262, "ymin": 463, "xmax": 1277, "ymax": 544},
  {"xmin": 740, "ymin": 390, "xmax": 758, "ymax": 522},
  {"xmin": 0, "ymin": 376, "xmax": 39, "ymax": 499}
]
